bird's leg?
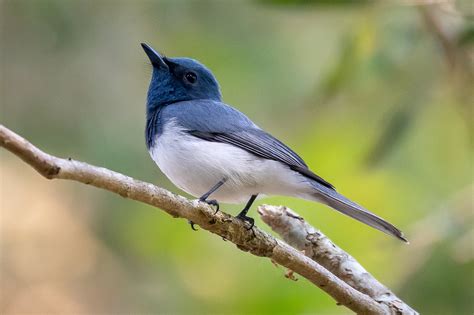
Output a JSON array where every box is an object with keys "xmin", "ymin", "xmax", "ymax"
[
  {"xmin": 236, "ymin": 194, "xmax": 258, "ymax": 230},
  {"xmin": 199, "ymin": 178, "xmax": 227, "ymax": 213},
  {"xmin": 189, "ymin": 178, "xmax": 227, "ymax": 231}
]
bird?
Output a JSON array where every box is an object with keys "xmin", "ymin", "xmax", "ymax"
[{"xmin": 141, "ymin": 43, "xmax": 407, "ymax": 242}]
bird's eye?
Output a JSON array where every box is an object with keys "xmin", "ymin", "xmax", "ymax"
[{"xmin": 184, "ymin": 72, "xmax": 197, "ymax": 84}]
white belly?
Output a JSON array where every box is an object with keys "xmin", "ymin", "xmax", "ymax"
[{"xmin": 149, "ymin": 120, "xmax": 313, "ymax": 204}]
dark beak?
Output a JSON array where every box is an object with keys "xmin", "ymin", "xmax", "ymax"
[{"xmin": 141, "ymin": 43, "xmax": 168, "ymax": 69}]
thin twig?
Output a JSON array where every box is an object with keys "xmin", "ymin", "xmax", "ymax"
[
  {"xmin": 258, "ymin": 205, "xmax": 418, "ymax": 315},
  {"xmin": 1, "ymin": 124, "xmax": 412, "ymax": 314}
]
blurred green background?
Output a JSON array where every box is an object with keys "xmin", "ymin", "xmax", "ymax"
[{"xmin": 1, "ymin": 0, "xmax": 473, "ymax": 314}]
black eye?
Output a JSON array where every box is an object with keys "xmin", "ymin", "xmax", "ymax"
[{"xmin": 184, "ymin": 72, "xmax": 197, "ymax": 84}]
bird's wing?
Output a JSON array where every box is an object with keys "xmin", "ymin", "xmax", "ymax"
[
  {"xmin": 188, "ymin": 129, "xmax": 335, "ymax": 190},
  {"xmin": 163, "ymin": 100, "xmax": 335, "ymax": 189}
]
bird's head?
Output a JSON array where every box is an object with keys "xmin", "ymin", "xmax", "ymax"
[{"xmin": 141, "ymin": 43, "xmax": 222, "ymax": 115}]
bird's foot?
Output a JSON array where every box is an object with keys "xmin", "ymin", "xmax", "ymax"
[
  {"xmin": 199, "ymin": 198, "xmax": 220, "ymax": 214},
  {"xmin": 188, "ymin": 220, "xmax": 198, "ymax": 231},
  {"xmin": 236, "ymin": 213, "xmax": 255, "ymax": 230}
]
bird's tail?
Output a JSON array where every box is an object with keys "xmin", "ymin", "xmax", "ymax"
[{"xmin": 309, "ymin": 182, "xmax": 408, "ymax": 242}]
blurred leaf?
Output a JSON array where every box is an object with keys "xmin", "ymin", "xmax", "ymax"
[
  {"xmin": 316, "ymin": 17, "xmax": 377, "ymax": 102},
  {"xmin": 458, "ymin": 23, "xmax": 474, "ymax": 46},
  {"xmin": 365, "ymin": 105, "xmax": 413, "ymax": 167}
]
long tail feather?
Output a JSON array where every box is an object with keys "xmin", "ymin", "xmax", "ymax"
[{"xmin": 310, "ymin": 183, "xmax": 408, "ymax": 242}]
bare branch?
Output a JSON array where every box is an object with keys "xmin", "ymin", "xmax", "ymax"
[
  {"xmin": 258, "ymin": 205, "xmax": 418, "ymax": 315},
  {"xmin": 1, "ymin": 124, "xmax": 411, "ymax": 314}
]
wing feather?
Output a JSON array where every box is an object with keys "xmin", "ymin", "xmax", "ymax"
[{"xmin": 188, "ymin": 129, "xmax": 335, "ymax": 189}]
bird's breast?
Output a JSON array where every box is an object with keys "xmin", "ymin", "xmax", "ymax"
[{"xmin": 148, "ymin": 119, "xmax": 260, "ymax": 202}]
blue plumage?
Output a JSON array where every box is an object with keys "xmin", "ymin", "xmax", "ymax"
[
  {"xmin": 144, "ymin": 46, "xmax": 221, "ymax": 117},
  {"xmin": 141, "ymin": 43, "xmax": 407, "ymax": 242},
  {"xmin": 146, "ymin": 99, "xmax": 255, "ymax": 148},
  {"xmin": 161, "ymin": 100, "xmax": 256, "ymax": 133}
]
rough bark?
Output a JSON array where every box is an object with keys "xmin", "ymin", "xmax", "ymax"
[
  {"xmin": 0, "ymin": 124, "xmax": 417, "ymax": 314},
  {"xmin": 258, "ymin": 205, "xmax": 418, "ymax": 314}
]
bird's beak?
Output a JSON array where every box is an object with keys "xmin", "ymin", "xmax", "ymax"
[{"xmin": 141, "ymin": 43, "xmax": 169, "ymax": 70}]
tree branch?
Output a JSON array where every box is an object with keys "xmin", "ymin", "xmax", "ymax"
[
  {"xmin": 258, "ymin": 205, "xmax": 418, "ymax": 314},
  {"xmin": 1, "ymin": 124, "xmax": 412, "ymax": 314}
]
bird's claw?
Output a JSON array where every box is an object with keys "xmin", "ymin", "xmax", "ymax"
[
  {"xmin": 188, "ymin": 220, "xmax": 198, "ymax": 231},
  {"xmin": 236, "ymin": 214, "xmax": 255, "ymax": 230},
  {"xmin": 200, "ymin": 198, "xmax": 220, "ymax": 214}
]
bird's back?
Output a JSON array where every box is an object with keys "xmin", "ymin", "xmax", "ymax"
[{"xmin": 160, "ymin": 99, "xmax": 258, "ymax": 133}]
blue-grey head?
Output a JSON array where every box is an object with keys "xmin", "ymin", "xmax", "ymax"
[{"xmin": 141, "ymin": 43, "xmax": 222, "ymax": 116}]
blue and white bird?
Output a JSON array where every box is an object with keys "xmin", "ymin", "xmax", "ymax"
[{"xmin": 141, "ymin": 43, "xmax": 407, "ymax": 242}]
